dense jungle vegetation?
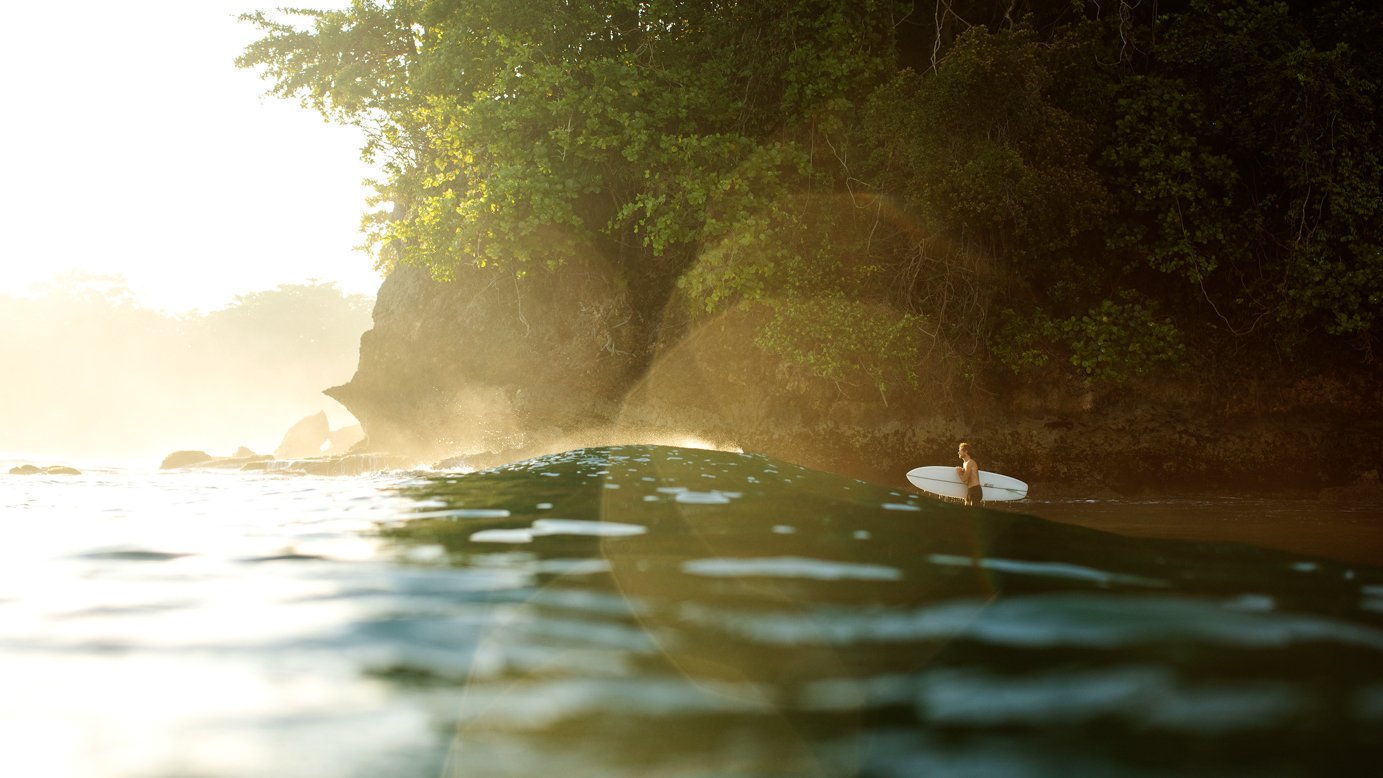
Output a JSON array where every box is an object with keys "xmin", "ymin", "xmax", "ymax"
[{"xmin": 240, "ymin": 0, "xmax": 1382, "ymax": 404}]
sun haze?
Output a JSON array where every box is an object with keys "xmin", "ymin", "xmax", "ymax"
[
  {"xmin": 0, "ymin": 1, "xmax": 382, "ymax": 463},
  {"xmin": 0, "ymin": 0, "xmax": 376, "ymax": 313}
]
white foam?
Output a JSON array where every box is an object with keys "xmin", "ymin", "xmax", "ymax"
[
  {"xmin": 674, "ymin": 491, "xmax": 738, "ymax": 505},
  {"xmin": 532, "ymin": 559, "xmax": 611, "ymax": 576},
  {"xmin": 531, "ymin": 519, "xmax": 647, "ymax": 537},
  {"xmin": 927, "ymin": 554, "xmax": 1166, "ymax": 588},
  {"xmin": 470, "ymin": 519, "xmax": 646, "ymax": 544},
  {"xmin": 402, "ymin": 544, "xmax": 447, "ymax": 563},
  {"xmin": 1224, "ymin": 594, "xmax": 1276, "ymax": 612},
  {"xmin": 409, "ymin": 508, "xmax": 511, "ymax": 519},
  {"xmin": 682, "ymin": 557, "xmax": 902, "ymax": 582},
  {"xmin": 469, "ymin": 528, "xmax": 535, "ymax": 544}
]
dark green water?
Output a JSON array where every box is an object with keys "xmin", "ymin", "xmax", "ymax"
[
  {"xmin": 4, "ymin": 445, "xmax": 1379, "ymax": 776},
  {"xmin": 375, "ymin": 445, "xmax": 1383, "ymax": 777}
]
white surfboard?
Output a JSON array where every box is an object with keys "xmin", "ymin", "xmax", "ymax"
[{"xmin": 906, "ymin": 465, "xmax": 1028, "ymax": 502}]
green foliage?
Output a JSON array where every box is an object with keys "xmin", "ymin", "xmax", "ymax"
[
  {"xmin": 241, "ymin": 0, "xmax": 902, "ymax": 284},
  {"xmin": 1104, "ymin": 74, "xmax": 1240, "ymax": 283},
  {"xmin": 995, "ymin": 295, "xmax": 1185, "ymax": 384},
  {"xmin": 1109, "ymin": 0, "xmax": 1383, "ymax": 339},
  {"xmin": 240, "ymin": 0, "xmax": 1383, "ymax": 400},
  {"xmin": 1063, "ymin": 298, "xmax": 1186, "ymax": 382},
  {"xmin": 236, "ymin": 1, "xmax": 424, "ymax": 166},
  {"xmin": 1268, "ymin": 40, "xmax": 1383, "ymax": 335},
  {"xmin": 753, "ymin": 298, "xmax": 929, "ymax": 402},
  {"xmin": 864, "ymin": 24, "xmax": 1111, "ymax": 270}
]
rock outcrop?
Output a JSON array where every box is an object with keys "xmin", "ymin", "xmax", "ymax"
[
  {"xmin": 161, "ymin": 449, "xmax": 273, "ymax": 470},
  {"xmin": 9, "ymin": 464, "xmax": 81, "ymax": 475},
  {"xmin": 326, "ymin": 260, "xmax": 640, "ymax": 460},
  {"xmin": 1322, "ymin": 469, "xmax": 1383, "ymax": 504},
  {"xmin": 158, "ymin": 429, "xmax": 370, "ymax": 475},
  {"xmin": 161, "ymin": 450, "xmax": 214, "ymax": 469},
  {"xmin": 325, "ymin": 424, "xmax": 365, "ymax": 453},
  {"xmin": 274, "ymin": 412, "xmax": 331, "ymax": 459},
  {"xmin": 240, "ymin": 452, "xmax": 412, "ymax": 476},
  {"xmin": 326, "ymin": 264, "xmax": 1383, "ymax": 495}
]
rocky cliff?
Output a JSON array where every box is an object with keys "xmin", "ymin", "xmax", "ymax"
[
  {"xmin": 326, "ymin": 259, "xmax": 642, "ymax": 459},
  {"xmin": 329, "ymin": 264, "xmax": 1383, "ymax": 495}
]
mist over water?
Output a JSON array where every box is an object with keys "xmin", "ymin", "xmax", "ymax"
[{"xmin": 0, "ymin": 276, "xmax": 371, "ymax": 462}]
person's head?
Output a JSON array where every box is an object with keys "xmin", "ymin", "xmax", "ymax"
[{"xmin": 957, "ymin": 442, "xmax": 971, "ymax": 460}]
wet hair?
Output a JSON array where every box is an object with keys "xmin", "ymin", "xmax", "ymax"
[{"xmin": 958, "ymin": 442, "xmax": 971, "ymax": 455}]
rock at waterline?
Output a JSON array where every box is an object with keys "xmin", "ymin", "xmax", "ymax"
[
  {"xmin": 1322, "ymin": 469, "xmax": 1383, "ymax": 504},
  {"xmin": 274, "ymin": 413, "xmax": 364, "ymax": 457},
  {"xmin": 159, "ymin": 448, "xmax": 273, "ymax": 469},
  {"xmin": 9, "ymin": 464, "xmax": 81, "ymax": 475},
  {"xmin": 275, "ymin": 411, "xmax": 330, "ymax": 459},
  {"xmin": 241, "ymin": 452, "xmax": 409, "ymax": 476},
  {"xmin": 325, "ymin": 424, "xmax": 365, "ymax": 453},
  {"xmin": 161, "ymin": 450, "xmax": 214, "ymax": 469}
]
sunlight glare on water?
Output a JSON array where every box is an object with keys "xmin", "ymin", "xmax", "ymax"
[
  {"xmin": 1, "ymin": 446, "xmax": 1381, "ymax": 777},
  {"xmin": 1, "ymin": 467, "xmax": 440, "ymax": 778}
]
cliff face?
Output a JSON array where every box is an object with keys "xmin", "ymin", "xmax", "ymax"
[
  {"xmin": 330, "ymin": 265, "xmax": 1383, "ymax": 494},
  {"xmin": 326, "ymin": 260, "xmax": 641, "ymax": 459}
]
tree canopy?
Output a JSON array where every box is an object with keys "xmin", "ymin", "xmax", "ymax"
[{"xmin": 240, "ymin": 0, "xmax": 1383, "ymax": 398}]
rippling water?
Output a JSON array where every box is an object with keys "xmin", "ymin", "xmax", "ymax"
[{"xmin": 3, "ymin": 446, "xmax": 1381, "ymax": 777}]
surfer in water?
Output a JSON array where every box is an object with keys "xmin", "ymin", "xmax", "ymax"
[{"xmin": 956, "ymin": 442, "xmax": 981, "ymax": 506}]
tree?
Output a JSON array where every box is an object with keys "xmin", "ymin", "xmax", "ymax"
[
  {"xmin": 240, "ymin": 0, "xmax": 1383, "ymax": 400},
  {"xmin": 240, "ymin": 0, "xmax": 927, "ymax": 395},
  {"xmin": 240, "ymin": 1, "xmax": 902, "ymax": 287},
  {"xmin": 1109, "ymin": 0, "xmax": 1383, "ymax": 350}
]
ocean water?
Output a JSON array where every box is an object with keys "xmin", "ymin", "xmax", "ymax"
[{"xmin": 2, "ymin": 446, "xmax": 1381, "ymax": 777}]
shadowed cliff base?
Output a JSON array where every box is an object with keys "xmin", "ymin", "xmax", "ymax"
[{"xmin": 324, "ymin": 265, "xmax": 1382, "ymax": 497}]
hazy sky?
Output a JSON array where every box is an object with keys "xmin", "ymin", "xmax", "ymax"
[{"xmin": 0, "ymin": 0, "xmax": 379, "ymax": 313}]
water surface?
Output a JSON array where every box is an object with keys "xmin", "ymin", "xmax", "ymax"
[
  {"xmin": 3, "ymin": 446, "xmax": 1381, "ymax": 776},
  {"xmin": 1018, "ymin": 495, "xmax": 1383, "ymax": 566}
]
